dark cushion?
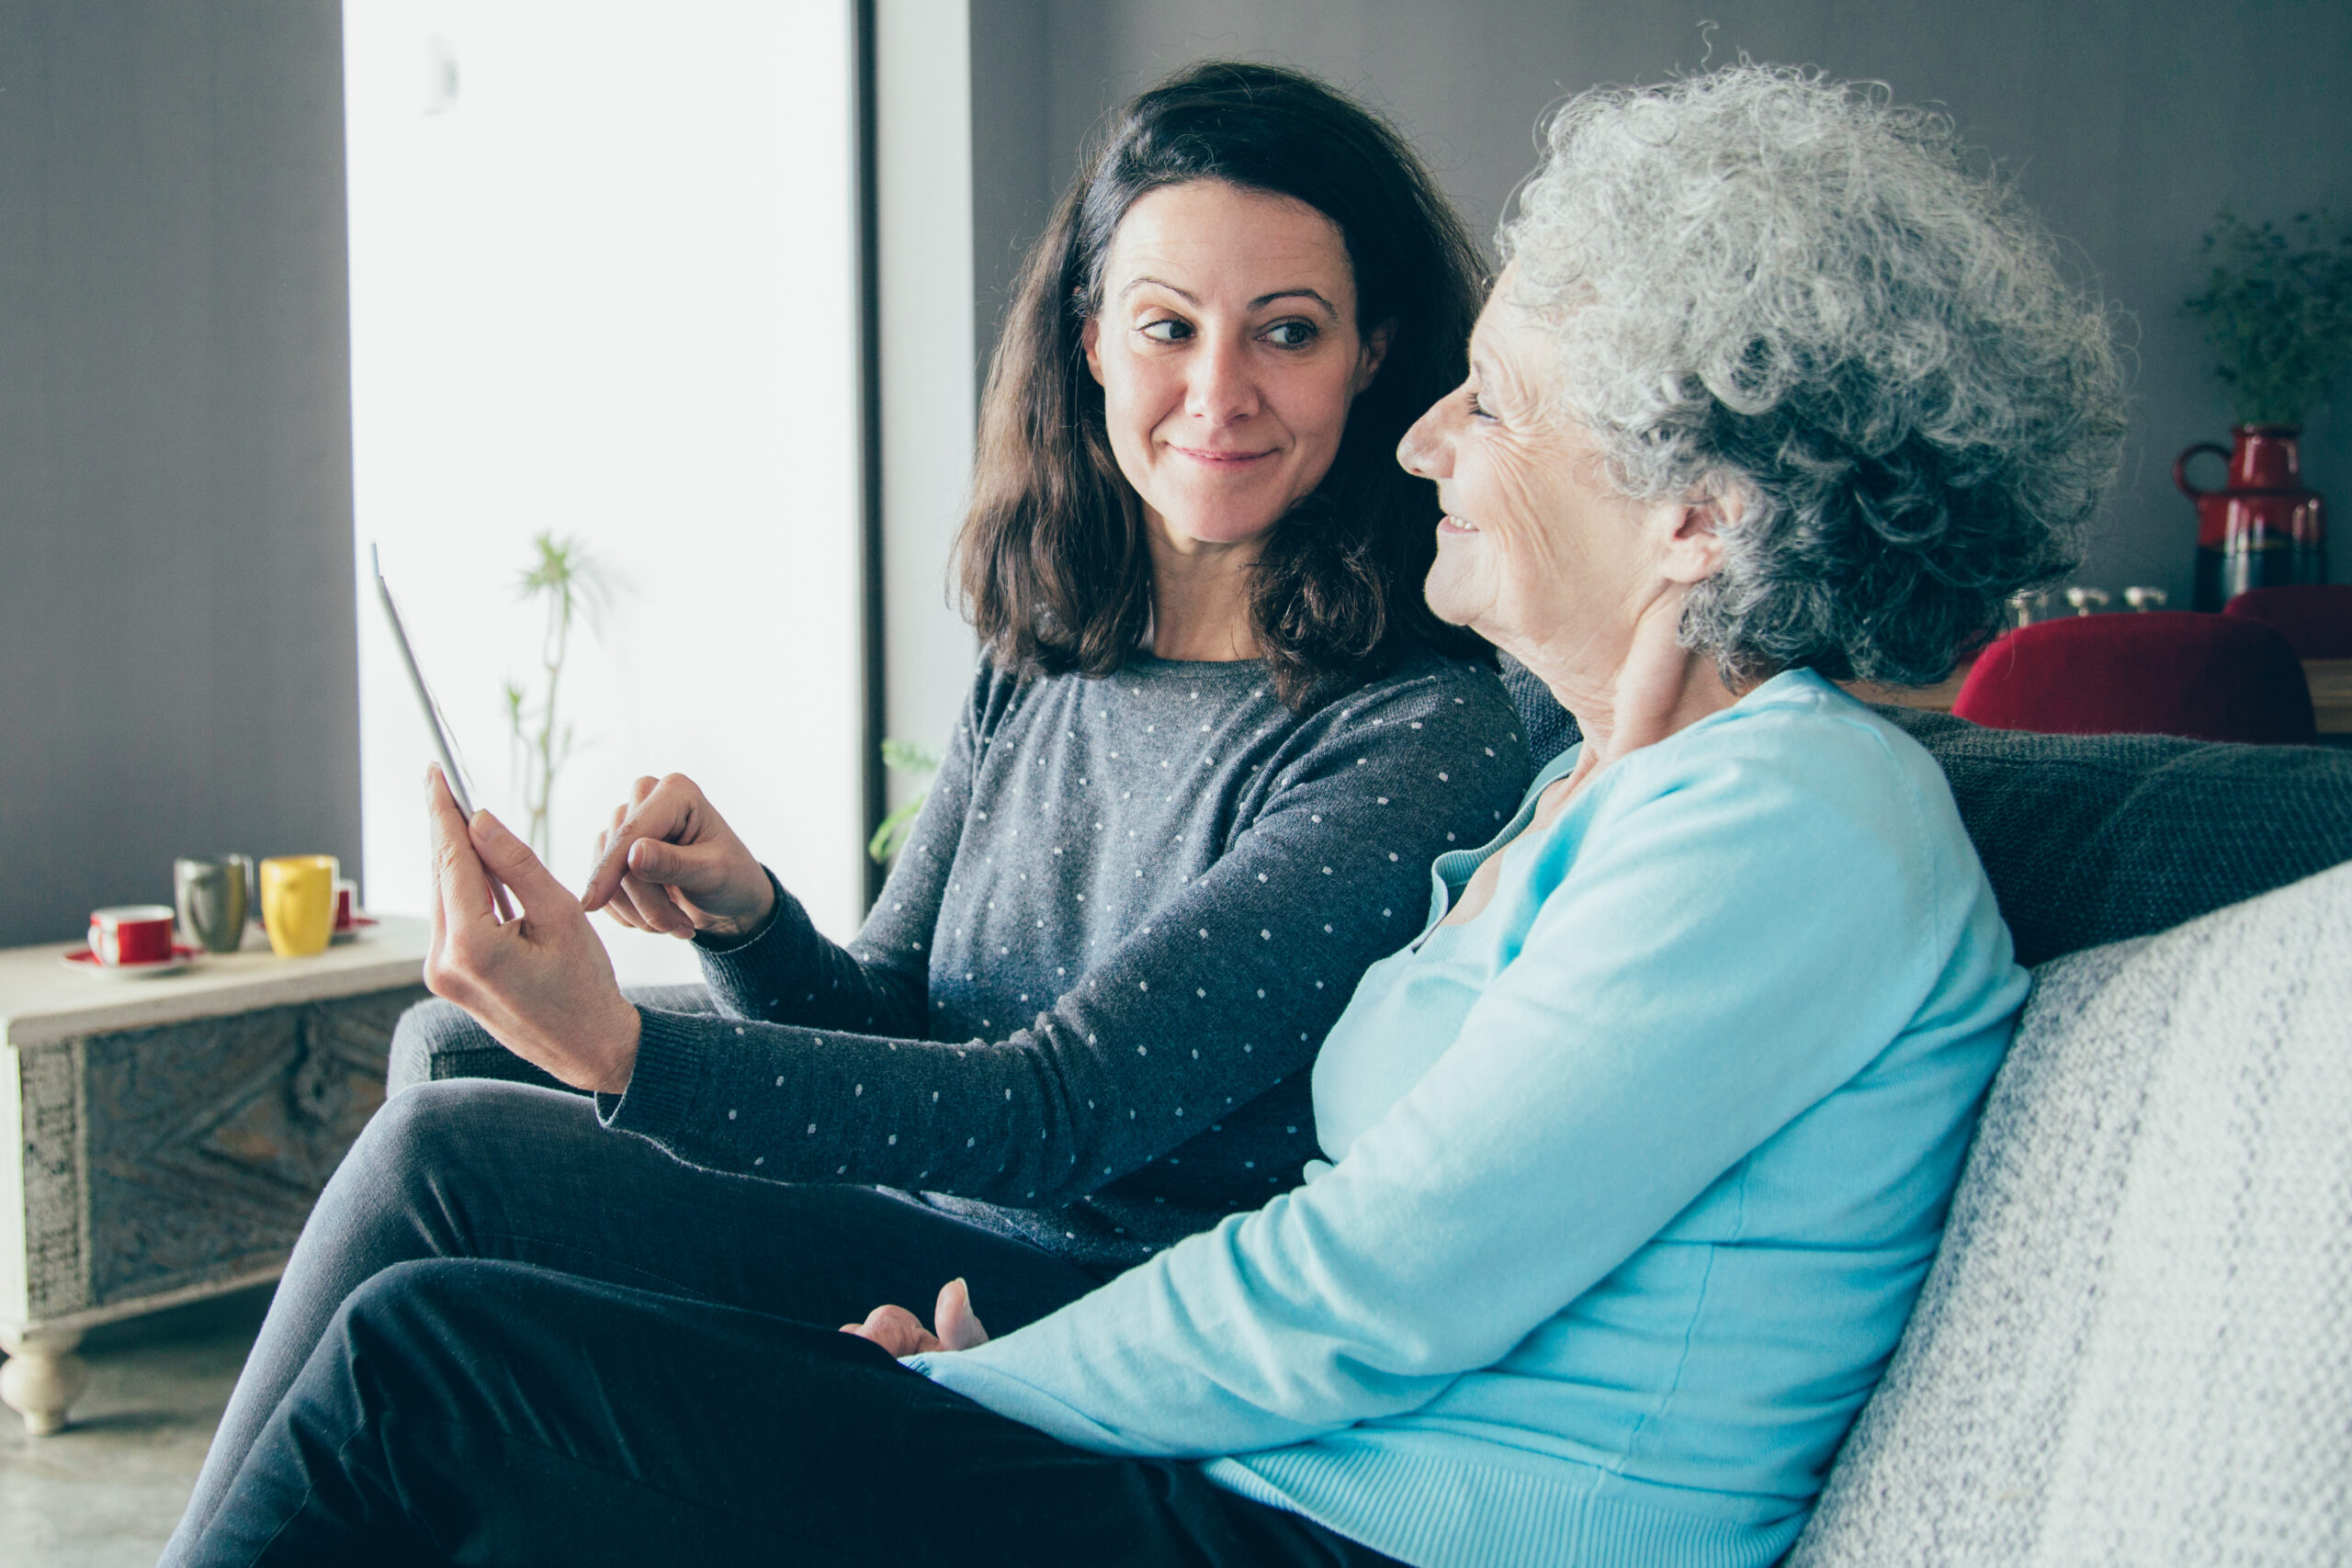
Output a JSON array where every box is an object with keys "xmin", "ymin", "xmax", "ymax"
[
  {"xmin": 1875, "ymin": 708, "xmax": 2352, "ymax": 965},
  {"xmin": 1495, "ymin": 653, "xmax": 2352, "ymax": 968}
]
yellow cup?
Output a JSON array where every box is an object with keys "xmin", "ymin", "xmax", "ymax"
[{"xmin": 260, "ymin": 855, "xmax": 338, "ymax": 957}]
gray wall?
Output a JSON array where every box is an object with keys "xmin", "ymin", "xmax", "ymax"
[
  {"xmin": 967, "ymin": 0, "xmax": 1059, "ymax": 407},
  {"xmin": 967, "ymin": 0, "xmax": 2352, "ymax": 609},
  {"xmin": 0, "ymin": 0, "xmax": 359, "ymax": 948}
]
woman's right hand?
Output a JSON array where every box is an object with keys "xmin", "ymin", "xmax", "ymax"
[{"xmin": 580, "ymin": 773, "xmax": 777, "ymax": 941}]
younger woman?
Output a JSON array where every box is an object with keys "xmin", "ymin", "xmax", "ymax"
[{"xmin": 162, "ymin": 62, "xmax": 1528, "ymax": 1560}]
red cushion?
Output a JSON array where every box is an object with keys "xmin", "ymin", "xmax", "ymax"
[
  {"xmin": 2222, "ymin": 584, "xmax": 2352, "ymax": 660},
  {"xmin": 1953, "ymin": 612, "xmax": 2316, "ymax": 744}
]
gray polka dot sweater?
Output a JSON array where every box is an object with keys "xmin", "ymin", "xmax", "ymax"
[{"xmin": 599, "ymin": 650, "xmax": 1532, "ymax": 1274}]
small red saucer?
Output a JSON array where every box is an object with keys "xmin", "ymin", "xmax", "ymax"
[
  {"xmin": 330, "ymin": 915, "xmax": 381, "ymax": 945},
  {"xmin": 62, "ymin": 943, "xmax": 204, "ymax": 978}
]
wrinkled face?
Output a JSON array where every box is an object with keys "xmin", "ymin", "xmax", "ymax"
[
  {"xmin": 1083, "ymin": 180, "xmax": 1387, "ymax": 555},
  {"xmin": 1397, "ymin": 267, "xmax": 1670, "ymax": 663}
]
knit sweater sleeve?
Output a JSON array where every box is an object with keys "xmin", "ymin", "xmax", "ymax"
[
  {"xmin": 906, "ymin": 711, "xmax": 2012, "ymax": 1455},
  {"xmin": 595, "ymin": 666, "xmax": 1529, "ymax": 1207},
  {"xmin": 684, "ymin": 675, "xmax": 986, "ymax": 1037}
]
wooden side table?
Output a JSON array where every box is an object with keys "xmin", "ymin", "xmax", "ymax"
[
  {"xmin": 0, "ymin": 919, "xmax": 427, "ymax": 1435},
  {"xmin": 2305, "ymin": 658, "xmax": 2352, "ymax": 734}
]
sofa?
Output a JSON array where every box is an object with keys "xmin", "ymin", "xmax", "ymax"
[{"xmin": 1498, "ymin": 657, "xmax": 2352, "ymax": 1563}]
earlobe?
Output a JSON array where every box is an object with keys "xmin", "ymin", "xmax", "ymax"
[
  {"xmin": 1080, "ymin": 316, "xmax": 1106, "ymax": 387},
  {"xmin": 1662, "ymin": 489, "xmax": 1737, "ymax": 583},
  {"xmin": 1355, "ymin": 321, "xmax": 1396, "ymax": 394}
]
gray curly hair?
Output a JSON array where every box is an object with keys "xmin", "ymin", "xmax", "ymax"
[{"xmin": 1500, "ymin": 65, "xmax": 2127, "ymax": 684}]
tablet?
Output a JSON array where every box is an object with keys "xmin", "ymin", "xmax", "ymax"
[{"xmin": 371, "ymin": 544, "xmax": 481, "ymax": 818}]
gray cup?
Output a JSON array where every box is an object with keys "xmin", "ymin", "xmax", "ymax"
[{"xmin": 175, "ymin": 855, "xmax": 252, "ymax": 953}]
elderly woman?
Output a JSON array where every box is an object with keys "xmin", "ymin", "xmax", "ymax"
[{"xmin": 181, "ymin": 65, "xmax": 2122, "ymax": 1568}]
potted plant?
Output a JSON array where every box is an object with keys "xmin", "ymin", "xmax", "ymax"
[
  {"xmin": 2177, "ymin": 211, "xmax": 2352, "ymax": 608},
  {"xmin": 502, "ymin": 532, "xmax": 606, "ymax": 858}
]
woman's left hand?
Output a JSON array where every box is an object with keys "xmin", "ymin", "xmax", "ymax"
[
  {"xmin": 423, "ymin": 765, "xmax": 643, "ymax": 1095},
  {"xmin": 842, "ymin": 1278, "xmax": 990, "ymax": 1356}
]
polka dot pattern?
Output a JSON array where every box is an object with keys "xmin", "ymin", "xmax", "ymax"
[{"xmin": 655, "ymin": 651, "xmax": 1534, "ymax": 1274}]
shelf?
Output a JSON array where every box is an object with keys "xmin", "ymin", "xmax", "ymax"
[{"xmin": 0, "ymin": 918, "xmax": 429, "ymax": 1049}]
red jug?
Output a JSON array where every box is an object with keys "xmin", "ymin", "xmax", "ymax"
[{"xmin": 2177, "ymin": 425, "xmax": 2327, "ymax": 611}]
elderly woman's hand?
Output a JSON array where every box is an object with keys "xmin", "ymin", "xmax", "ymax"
[
  {"xmin": 842, "ymin": 1279, "xmax": 991, "ymax": 1357},
  {"xmin": 423, "ymin": 765, "xmax": 642, "ymax": 1094}
]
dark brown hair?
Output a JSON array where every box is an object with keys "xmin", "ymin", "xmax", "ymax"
[{"xmin": 956, "ymin": 61, "xmax": 1487, "ymax": 708}]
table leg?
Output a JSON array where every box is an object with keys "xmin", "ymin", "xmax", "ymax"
[{"xmin": 1, "ymin": 1325, "xmax": 90, "ymax": 1436}]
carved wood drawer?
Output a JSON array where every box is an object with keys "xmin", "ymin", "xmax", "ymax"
[{"xmin": 13, "ymin": 986, "xmax": 426, "ymax": 1321}]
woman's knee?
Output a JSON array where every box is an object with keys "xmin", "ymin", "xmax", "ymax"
[
  {"xmin": 329, "ymin": 1258, "xmax": 603, "ymax": 1408},
  {"xmin": 294, "ymin": 1082, "xmax": 608, "ymax": 1301},
  {"xmin": 386, "ymin": 996, "xmax": 571, "ymax": 1095},
  {"xmin": 285, "ymin": 1084, "xmax": 515, "ymax": 1297},
  {"xmin": 357, "ymin": 1076, "xmax": 596, "ymax": 1175},
  {"xmin": 327, "ymin": 1078, "xmax": 563, "ymax": 1228},
  {"xmin": 387, "ymin": 997, "xmax": 490, "ymax": 1094},
  {"xmin": 353, "ymin": 1076, "xmax": 487, "ymax": 1167},
  {"xmin": 335, "ymin": 1258, "xmax": 506, "ymax": 1348},
  {"xmin": 298, "ymin": 1261, "xmax": 525, "ymax": 1435}
]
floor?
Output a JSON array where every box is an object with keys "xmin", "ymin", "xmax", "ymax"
[{"xmin": 0, "ymin": 1285, "xmax": 271, "ymax": 1568}]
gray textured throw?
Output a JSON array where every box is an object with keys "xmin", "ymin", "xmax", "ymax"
[{"xmin": 1791, "ymin": 860, "xmax": 2352, "ymax": 1565}]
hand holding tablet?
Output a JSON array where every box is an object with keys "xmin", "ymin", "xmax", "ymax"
[
  {"xmin": 372, "ymin": 544, "xmax": 481, "ymax": 818},
  {"xmin": 374, "ymin": 545, "xmax": 510, "ymax": 920}
]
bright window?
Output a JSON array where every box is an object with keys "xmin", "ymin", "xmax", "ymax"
[{"xmin": 344, "ymin": 1, "xmax": 863, "ymax": 985}]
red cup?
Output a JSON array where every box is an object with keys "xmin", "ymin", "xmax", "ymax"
[
  {"xmin": 89, "ymin": 905, "xmax": 177, "ymax": 965},
  {"xmin": 333, "ymin": 880, "xmax": 357, "ymax": 933}
]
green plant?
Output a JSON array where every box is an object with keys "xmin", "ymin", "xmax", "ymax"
[
  {"xmin": 2183, "ymin": 210, "xmax": 2352, "ymax": 427},
  {"xmin": 866, "ymin": 738, "xmax": 944, "ymax": 864},
  {"xmin": 503, "ymin": 532, "xmax": 606, "ymax": 858}
]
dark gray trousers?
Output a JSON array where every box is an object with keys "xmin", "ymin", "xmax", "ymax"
[
  {"xmin": 162, "ymin": 997, "xmax": 1103, "ymax": 1562},
  {"xmin": 175, "ymin": 1254, "xmax": 1400, "ymax": 1566},
  {"xmin": 166, "ymin": 998, "xmax": 1396, "ymax": 1565}
]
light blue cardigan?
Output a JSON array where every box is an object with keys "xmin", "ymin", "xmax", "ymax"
[{"xmin": 912, "ymin": 671, "xmax": 2027, "ymax": 1568}]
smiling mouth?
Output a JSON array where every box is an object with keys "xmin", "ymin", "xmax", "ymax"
[
  {"xmin": 1170, "ymin": 445, "xmax": 1276, "ymax": 467},
  {"xmin": 1437, "ymin": 514, "xmax": 1479, "ymax": 534}
]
